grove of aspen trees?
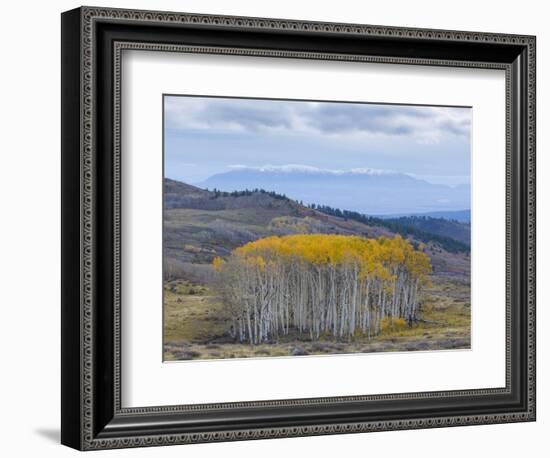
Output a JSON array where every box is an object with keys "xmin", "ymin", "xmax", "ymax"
[{"xmin": 213, "ymin": 234, "xmax": 432, "ymax": 344}]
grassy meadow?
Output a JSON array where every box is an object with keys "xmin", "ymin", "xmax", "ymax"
[{"xmin": 163, "ymin": 275, "xmax": 470, "ymax": 361}]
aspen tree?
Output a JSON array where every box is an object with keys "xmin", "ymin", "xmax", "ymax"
[{"xmin": 214, "ymin": 234, "xmax": 431, "ymax": 344}]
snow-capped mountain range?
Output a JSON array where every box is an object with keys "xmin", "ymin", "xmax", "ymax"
[
  {"xmin": 194, "ymin": 164, "xmax": 470, "ymax": 216},
  {"xmin": 226, "ymin": 164, "xmax": 401, "ymax": 176}
]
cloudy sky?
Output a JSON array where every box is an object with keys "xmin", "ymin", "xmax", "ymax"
[{"xmin": 164, "ymin": 95, "xmax": 471, "ymax": 186}]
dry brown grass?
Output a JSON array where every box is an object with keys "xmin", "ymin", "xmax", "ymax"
[{"xmin": 163, "ymin": 276, "xmax": 470, "ymax": 361}]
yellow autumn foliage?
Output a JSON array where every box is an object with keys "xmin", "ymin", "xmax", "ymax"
[
  {"xmin": 212, "ymin": 256, "xmax": 225, "ymax": 272},
  {"xmin": 231, "ymin": 234, "xmax": 431, "ymax": 283},
  {"xmin": 213, "ymin": 234, "xmax": 432, "ymax": 344}
]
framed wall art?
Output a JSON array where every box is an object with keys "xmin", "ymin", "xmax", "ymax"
[{"xmin": 61, "ymin": 6, "xmax": 536, "ymax": 450}]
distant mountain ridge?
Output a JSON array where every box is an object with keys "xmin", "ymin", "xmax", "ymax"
[
  {"xmin": 379, "ymin": 209, "xmax": 470, "ymax": 223},
  {"xmin": 224, "ymin": 164, "xmax": 403, "ymax": 176},
  {"xmin": 195, "ymin": 165, "xmax": 470, "ymax": 216}
]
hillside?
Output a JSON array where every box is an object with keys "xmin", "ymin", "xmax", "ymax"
[
  {"xmin": 164, "ymin": 178, "xmax": 469, "ymax": 282},
  {"xmin": 383, "ymin": 209, "xmax": 471, "ymax": 223},
  {"xmin": 312, "ymin": 205, "xmax": 470, "ymax": 251},
  {"xmin": 385, "ymin": 215, "xmax": 470, "ymax": 245}
]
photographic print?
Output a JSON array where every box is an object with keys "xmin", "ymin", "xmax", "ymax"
[{"xmin": 163, "ymin": 95, "xmax": 471, "ymax": 361}]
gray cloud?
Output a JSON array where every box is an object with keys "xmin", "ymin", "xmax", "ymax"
[
  {"xmin": 203, "ymin": 102, "xmax": 294, "ymax": 131},
  {"xmin": 165, "ymin": 96, "xmax": 471, "ymax": 143},
  {"xmin": 314, "ymin": 104, "xmax": 427, "ymax": 135}
]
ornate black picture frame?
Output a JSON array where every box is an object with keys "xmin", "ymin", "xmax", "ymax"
[{"xmin": 61, "ymin": 6, "xmax": 536, "ymax": 450}]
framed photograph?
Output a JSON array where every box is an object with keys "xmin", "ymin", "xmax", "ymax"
[{"xmin": 61, "ymin": 6, "xmax": 536, "ymax": 450}]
